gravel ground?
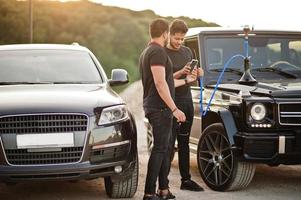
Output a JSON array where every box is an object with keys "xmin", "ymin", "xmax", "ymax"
[{"xmin": 0, "ymin": 81, "xmax": 301, "ymax": 200}]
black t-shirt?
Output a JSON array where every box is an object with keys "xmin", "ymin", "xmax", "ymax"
[
  {"xmin": 165, "ymin": 46, "xmax": 193, "ymax": 100},
  {"xmin": 139, "ymin": 42, "xmax": 175, "ymax": 114}
]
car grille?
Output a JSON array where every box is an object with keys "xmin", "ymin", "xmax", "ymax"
[
  {"xmin": 0, "ymin": 114, "xmax": 88, "ymax": 134},
  {"xmin": 5, "ymin": 147, "xmax": 83, "ymax": 165},
  {"xmin": 0, "ymin": 114, "xmax": 88, "ymax": 165},
  {"xmin": 279, "ymin": 103, "xmax": 301, "ymax": 125}
]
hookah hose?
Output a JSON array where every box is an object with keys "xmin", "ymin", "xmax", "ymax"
[
  {"xmin": 200, "ymin": 27, "xmax": 251, "ymax": 117},
  {"xmin": 200, "ymin": 54, "xmax": 245, "ymax": 116}
]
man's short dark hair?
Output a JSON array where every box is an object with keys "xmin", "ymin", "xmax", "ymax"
[
  {"xmin": 149, "ymin": 18, "xmax": 169, "ymax": 38},
  {"xmin": 170, "ymin": 19, "xmax": 188, "ymax": 35}
]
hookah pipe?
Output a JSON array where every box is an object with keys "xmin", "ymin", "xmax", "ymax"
[{"xmin": 200, "ymin": 26, "xmax": 257, "ymax": 117}]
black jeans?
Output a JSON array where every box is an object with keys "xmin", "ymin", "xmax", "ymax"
[
  {"xmin": 144, "ymin": 108, "xmax": 174, "ymax": 194},
  {"xmin": 171, "ymin": 99, "xmax": 194, "ymax": 181}
]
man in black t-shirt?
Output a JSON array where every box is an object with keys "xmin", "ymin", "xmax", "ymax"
[
  {"xmin": 139, "ymin": 19, "xmax": 187, "ymax": 200},
  {"xmin": 166, "ymin": 19, "xmax": 204, "ymax": 192}
]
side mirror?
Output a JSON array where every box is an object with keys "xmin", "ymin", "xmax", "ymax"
[{"xmin": 109, "ymin": 69, "xmax": 129, "ymax": 86}]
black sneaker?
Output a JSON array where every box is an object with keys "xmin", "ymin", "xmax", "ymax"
[
  {"xmin": 158, "ymin": 190, "xmax": 176, "ymax": 200},
  {"xmin": 180, "ymin": 179, "xmax": 204, "ymax": 192},
  {"xmin": 143, "ymin": 194, "xmax": 161, "ymax": 200}
]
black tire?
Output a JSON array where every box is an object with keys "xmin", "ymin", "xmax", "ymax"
[
  {"xmin": 197, "ymin": 123, "xmax": 256, "ymax": 191},
  {"xmin": 104, "ymin": 157, "xmax": 138, "ymax": 198}
]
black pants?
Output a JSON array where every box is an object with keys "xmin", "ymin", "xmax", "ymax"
[
  {"xmin": 144, "ymin": 108, "xmax": 174, "ymax": 194},
  {"xmin": 171, "ymin": 99, "xmax": 194, "ymax": 181}
]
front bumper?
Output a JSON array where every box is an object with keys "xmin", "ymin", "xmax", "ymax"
[
  {"xmin": 0, "ymin": 115, "xmax": 138, "ymax": 183},
  {"xmin": 0, "ymin": 158, "xmax": 136, "ymax": 183},
  {"xmin": 234, "ymin": 130, "xmax": 301, "ymax": 165}
]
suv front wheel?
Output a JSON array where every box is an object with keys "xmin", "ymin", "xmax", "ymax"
[
  {"xmin": 104, "ymin": 156, "xmax": 138, "ymax": 198},
  {"xmin": 197, "ymin": 123, "xmax": 256, "ymax": 191}
]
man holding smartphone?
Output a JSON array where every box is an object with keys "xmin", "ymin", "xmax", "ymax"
[
  {"xmin": 140, "ymin": 18, "xmax": 189, "ymax": 200},
  {"xmin": 165, "ymin": 19, "xmax": 204, "ymax": 192}
]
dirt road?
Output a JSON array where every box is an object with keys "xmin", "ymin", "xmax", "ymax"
[{"xmin": 0, "ymin": 81, "xmax": 301, "ymax": 200}]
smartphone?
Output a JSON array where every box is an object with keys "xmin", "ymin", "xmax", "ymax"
[{"xmin": 188, "ymin": 59, "xmax": 198, "ymax": 72}]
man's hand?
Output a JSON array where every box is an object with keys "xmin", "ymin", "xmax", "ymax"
[
  {"xmin": 196, "ymin": 67, "xmax": 204, "ymax": 78},
  {"xmin": 190, "ymin": 67, "xmax": 203, "ymax": 77},
  {"xmin": 173, "ymin": 108, "xmax": 186, "ymax": 122},
  {"xmin": 186, "ymin": 72, "xmax": 197, "ymax": 83},
  {"xmin": 181, "ymin": 63, "xmax": 191, "ymax": 75}
]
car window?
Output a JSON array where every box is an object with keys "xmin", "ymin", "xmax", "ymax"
[
  {"xmin": 288, "ymin": 41, "xmax": 301, "ymax": 66},
  {"xmin": 0, "ymin": 50, "xmax": 103, "ymax": 83},
  {"xmin": 205, "ymin": 36, "xmax": 301, "ymax": 80},
  {"xmin": 185, "ymin": 38, "xmax": 200, "ymax": 60},
  {"xmin": 205, "ymin": 38, "xmax": 244, "ymax": 70},
  {"xmin": 185, "ymin": 38, "xmax": 201, "ymax": 87},
  {"xmin": 205, "ymin": 37, "xmax": 301, "ymax": 69}
]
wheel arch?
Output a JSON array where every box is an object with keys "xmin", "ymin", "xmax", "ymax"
[
  {"xmin": 202, "ymin": 109, "xmax": 237, "ymax": 145},
  {"xmin": 127, "ymin": 111, "xmax": 138, "ymax": 160}
]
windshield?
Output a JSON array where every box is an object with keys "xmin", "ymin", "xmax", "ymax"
[
  {"xmin": 0, "ymin": 50, "xmax": 103, "ymax": 84},
  {"xmin": 205, "ymin": 36, "xmax": 301, "ymax": 81}
]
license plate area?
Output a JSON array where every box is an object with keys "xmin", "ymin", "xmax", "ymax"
[{"xmin": 16, "ymin": 133, "xmax": 74, "ymax": 149}]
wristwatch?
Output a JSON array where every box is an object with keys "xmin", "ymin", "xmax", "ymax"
[{"xmin": 184, "ymin": 78, "xmax": 188, "ymax": 85}]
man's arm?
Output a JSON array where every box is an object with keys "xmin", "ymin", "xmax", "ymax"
[
  {"xmin": 173, "ymin": 63, "xmax": 191, "ymax": 79},
  {"xmin": 151, "ymin": 66, "xmax": 186, "ymax": 122},
  {"xmin": 174, "ymin": 67, "xmax": 204, "ymax": 88},
  {"xmin": 173, "ymin": 70, "xmax": 183, "ymax": 79},
  {"xmin": 174, "ymin": 72, "xmax": 198, "ymax": 87}
]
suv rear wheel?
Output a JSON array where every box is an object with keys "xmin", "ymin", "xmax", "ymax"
[
  {"xmin": 197, "ymin": 123, "xmax": 256, "ymax": 191},
  {"xmin": 104, "ymin": 156, "xmax": 138, "ymax": 198}
]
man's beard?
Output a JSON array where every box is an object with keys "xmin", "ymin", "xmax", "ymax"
[{"xmin": 170, "ymin": 42, "xmax": 180, "ymax": 50}]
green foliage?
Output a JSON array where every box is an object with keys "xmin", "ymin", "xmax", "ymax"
[{"xmin": 0, "ymin": 0, "xmax": 218, "ymax": 89}]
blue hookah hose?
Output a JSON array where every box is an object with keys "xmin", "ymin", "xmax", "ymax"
[
  {"xmin": 200, "ymin": 54, "xmax": 245, "ymax": 117},
  {"xmin": 200, "ymin": 33, "xmax": 250, "ymax": 117}
]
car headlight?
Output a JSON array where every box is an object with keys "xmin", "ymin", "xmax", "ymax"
[
  {"xmin": 250, "ymin": 103, "xmax": 266, "ymax": 121},
  {"xmin": 98, "ymin": 105, "xmax": 128, "ymax": 125}
]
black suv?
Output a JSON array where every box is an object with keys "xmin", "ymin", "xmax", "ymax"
[
  {"xmin": 145, "ymin": 28, "xmax": 301, "ymax": 191},
  {"xmin": 0, "ymin": 44, "xmax": 138, "ymax": 198}
]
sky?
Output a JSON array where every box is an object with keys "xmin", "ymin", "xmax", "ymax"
[{"xmin": 89, "ymin": 0, "xmax": 301, "ymax": 30}]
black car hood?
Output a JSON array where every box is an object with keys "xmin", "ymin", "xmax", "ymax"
[
  {"xmin": 209, "ymin": 81, "xmax": 301, "ymax": 98},
  {"xmin": 270, "ymin": 83, "xmax": 301, "ymax": 98},
  {"xmin": 0, "ymin": 84, "xmax": 123, "ymax": 116}
]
